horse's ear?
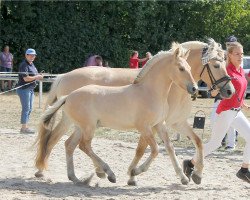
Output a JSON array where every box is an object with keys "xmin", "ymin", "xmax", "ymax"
[
  {"xmin": 209, "ymin": 38, "xmax": 215, "ymax": 48},
  {"xmin": 184, "ymin": 49, "xmax": 190, "ymax": 60},
  {"xmin": 174, "ymin": 47, "xmax": 180, "ymax": 59}
]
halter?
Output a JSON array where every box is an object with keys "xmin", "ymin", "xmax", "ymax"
[{"xmin": 200, "ymin": 47, "xmax": 231, "ymax": 91}]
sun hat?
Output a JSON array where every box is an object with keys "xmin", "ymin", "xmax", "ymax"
[
  {"xmin": 226, "ymin": 35, "xmax": 237, "ymax": 43},
  {"xmin": 25, "ymin": 48, "xmax": 37, "ymax": 55}
]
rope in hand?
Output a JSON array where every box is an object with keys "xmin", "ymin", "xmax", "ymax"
[
  {"xmin": 0, "ymin": 71, "xmax": 46, "ymax": 95},
  {"xmin": 0, "ymin": 81, "xmax": 36, "ymax": 95}
]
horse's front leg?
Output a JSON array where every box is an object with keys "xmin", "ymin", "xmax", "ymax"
[
  {"xmin": 173, "ymin": 121, "xmax": 204, "ymax": 184},
  {"xmin": 127, "ymin": 135, "xmax": 148, "ymax": 186},
  {"xmin": 128, "ymin": 126, "xmax": 159, "ymax": 185},
  {"xmin": 155, "ymin": 123, "xmax": 189, "ymax": 185}
]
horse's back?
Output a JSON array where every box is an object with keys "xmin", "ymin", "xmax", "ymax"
[{"xmin": 56, "ymin": 67, "xmax": 140, "ymax": 98}]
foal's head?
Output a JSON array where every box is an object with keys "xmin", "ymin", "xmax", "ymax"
[{"xmin": 170, "ymin": 43, "xmax": 198, "ymax": 95}]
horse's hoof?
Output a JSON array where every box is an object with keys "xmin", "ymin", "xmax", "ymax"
[
  {"xmin": 181, "ymin": 177, "xmax": 189, "ymax": 185},
  {"xmin": 35, "ymin": 171, "xmax": 44, "ymax": 178},
  {"xmin": 127, "ymin": 179, "xmax": 137, "ymax": 186},
  {"xmin": 96, "ymin": 171, "xmax": 106, "ymax": 179},
  {"xmin": 192, "ymin": 173, "xmax": 202, "ymax": 184},
  {"xmin": 107, "ymin": 175, "xmax": 116, "ymax": 183}
]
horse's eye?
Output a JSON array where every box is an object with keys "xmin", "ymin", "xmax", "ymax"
[
  {"xmin": 179, "ymin": 67, "xmax": 185, "ymax": 72},
  {"xmin": 214, "ymin": 64, "xmax": 220, "ymax": 68}
]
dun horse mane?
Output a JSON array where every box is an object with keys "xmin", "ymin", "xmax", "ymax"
[
  {"xmin": 182, "ymin": 39, "xmax": 224, "ymax": 61},
  {"xmin": 181, "ymin": 41, "xmax": 207, "ymax": 49},
  {"xmin": 134, "ymin": 43, "xmax": 182, "ymax": 84}
]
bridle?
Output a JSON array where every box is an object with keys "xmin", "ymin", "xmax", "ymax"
[{"xmin": 200, "ymin": 46, "xmax": 231, "ymax": 92}]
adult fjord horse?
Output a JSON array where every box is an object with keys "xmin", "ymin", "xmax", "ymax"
[
  {"xmin": 35, "ymin": 39, "xmax": 234, "ymax": 185},
  {"xmin": 39, "ymin": 44, "xmax": 198, "ymax": 185}
]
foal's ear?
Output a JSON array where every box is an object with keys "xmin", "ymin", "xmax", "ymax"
[
  {"xmin": 173, "ymin": 47, "xmax": 180, "ymax": 59},
  {"xmin": 184, "ymin": 49, "xmax": 190, "ymax": 60}
]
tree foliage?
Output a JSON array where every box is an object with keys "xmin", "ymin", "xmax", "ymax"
[{"xmin": 1, "ymin": 0, "xmax": 250, "ymax": 74}]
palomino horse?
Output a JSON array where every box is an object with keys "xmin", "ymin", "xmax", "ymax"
[
  {"xmin": 38, "ymin": 44, "xmax": 198, "ymax": 185},
  {"xmin": 35, "ymin": 39, "xmax": 235, "ymax": 185}
]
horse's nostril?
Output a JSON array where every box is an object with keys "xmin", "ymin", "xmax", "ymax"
[
  {"xmin": 192, "ymin": 86, "xmax": 197, "ymax": 92},
  {"xmin": 227, "ymin": 90, "xmax": 232, "ymax": 96}
]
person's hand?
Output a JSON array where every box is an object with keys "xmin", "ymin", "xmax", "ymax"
[
  {"xmin": 35, "ymin": 74, "xmax": 44, "ymax": 81},
  {"xmin": 210, "ymin": 89, "xmax": 219, "ymax": 97}
]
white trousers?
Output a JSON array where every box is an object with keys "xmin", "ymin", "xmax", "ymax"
[
  {"xmin": 210, "ymin": 100, "xmax": 237, "ymax": 147},
  {"xmin": 196, "ymin": 110, "xmax": 250, "ymax": 164},
  {"xmin": 227, "ymin": 127, "xmax": 237, "ymax": 147}
]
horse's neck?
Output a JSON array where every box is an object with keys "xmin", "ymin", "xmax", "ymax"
[
  {"xmin": 140, "ymin": 57, "xmax": 173, "ymax": 99},
  {"xmin": 188, "ymin": 48, "xmax": 203, "ymax": 82}
]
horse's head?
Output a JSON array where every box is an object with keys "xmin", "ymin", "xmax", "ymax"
[
  {"xmin": 171, "ymin": 43, "xmax": 198, "ymax": 95},
  {"xmin": 200, "ymin": 39, "xmax": 235, "ymax": 98}
]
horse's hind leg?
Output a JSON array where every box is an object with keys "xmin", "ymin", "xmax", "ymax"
[
  {"xmin": 155, "ymin": 123, "xmax": 189, "ymax": 185},
  {"xmin": 127, "ymin": 126, "xmax": 159, "ymax": 184},
  {"xmin": 127, "ymin": 135, "xmax": 148, "ymax": 186},
  {"xmin": 65, "ymin": 127, "xmax": 82, "ymax": 183},
  {"xmin": 35, "ymin": 112, "xmax": 71, "ymax": 178},
  {"xmin": 78, "ymin": 126, "xmax": 116, "ymax": 183},
  {"xmin": 173, "ymin": 121, "xmax": 204, "ymax": 184}
]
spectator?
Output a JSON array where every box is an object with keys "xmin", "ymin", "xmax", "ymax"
[
  {"xmin": 129, "ymin": 51, "xmax": 148, "ymax": 69},
  {"xmin": 103, "ymin": 60, "xmax": 110, "ymax": 67},
  {"xmin": 85, "ymin": 55, "xmax": 103, "ymax": 67},
  {"xmin": 184, "ymin": 41, "xmax": 250, "ymax": 183},
  {"xmin": 0, "ymin": 45, "xmax": 14, "ymax": 91},
  {"xmin": 141, "ymin": 52, "xmax": 152, "ymax": 67},
  {"xmin": 17, "ymin": 48, "xmax": 43, "ymax": 134}
]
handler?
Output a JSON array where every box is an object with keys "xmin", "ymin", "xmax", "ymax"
[
  {"xmin": 184, "ymin": 41, "xmax": 250, "ymax": 184},
  {"xmin": 17, "ymin": 48, "xmax": 43, "ymax": 134}
]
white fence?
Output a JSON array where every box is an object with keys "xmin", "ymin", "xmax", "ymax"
[
  {"xmin": 0, "ymin": 72, "xmax": 210, "ymax": 108},
  {"xmin": 0, "ymin": 73, "xmax": 57, "ymax": 108}
]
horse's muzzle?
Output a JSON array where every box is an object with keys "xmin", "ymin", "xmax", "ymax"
[{"xmin": 188, "ymin": 84, "xmax": 198, "ymax": 95}]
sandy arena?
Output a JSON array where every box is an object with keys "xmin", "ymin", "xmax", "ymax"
[{"xmin": 0, "ymin": 93, "xmax": 249, "ymax": 200}]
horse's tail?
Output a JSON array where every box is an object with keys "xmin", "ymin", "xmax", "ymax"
[
  {"xmin": 44, "ymin": 74, "xmax": 63, "ymax": 110},
  {"xmin": 35, "ymin": 96, "xmax": 67, "ymax": 171}
]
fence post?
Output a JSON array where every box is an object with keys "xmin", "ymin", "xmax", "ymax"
[{"xmin": 39, "ymin": 81, "xmax": 43, "ymax": 108}]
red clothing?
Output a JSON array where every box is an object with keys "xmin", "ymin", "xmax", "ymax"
[
  {"xmin": 216, "ymin": 63, "xmax": 247, "ymax": 114},
  {"xmin": 141, "ymin": 59, "xmax": 148, "ymax": 67},
  {"xmin": 129, "ymin": 58, "xmax": 139, "ymax": 69}
]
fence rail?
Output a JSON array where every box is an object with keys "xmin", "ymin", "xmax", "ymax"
[
  {"xmin": 0, "ymin": 73, "xmax": 57, "ymax": 108},
  {"xmin": 0, "ymin": 72, "xmax": 210, "ymax": 108}
]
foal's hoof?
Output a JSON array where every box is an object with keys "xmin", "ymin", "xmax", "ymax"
[
  {"xmin": 127, "ymin": 179, "xmax": 137, "ymax": 186},
  {"xmin": 96, "ymin": 171, "xmax": 106, "ymax": 179},
  {"xmin": 181, "ymin": 177, "xmax": 189, "ymax": 185},
  {"xmin": 108, "ymin": 175, "xmax": 116, "ymax": 183},
  {"xmin": 35, "ymin": 171, "xmax": 44, "ymax": 178},
  {"xmin": 192, "ymin": 173, "xmax": 202, "ymax": 184}
]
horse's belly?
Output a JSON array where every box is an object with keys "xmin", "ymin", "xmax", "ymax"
[{"xmin": 99, "ymin": 119, "xmax": 136, "ymax": 131}]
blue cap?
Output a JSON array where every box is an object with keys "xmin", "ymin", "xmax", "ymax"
[
  {"xmin": 226, "ymin": 35, "xmax": 237, "ymax": 43},
  {"xmin": 25, "ymin": 48, "xmax": 37, "ymax": 55}
]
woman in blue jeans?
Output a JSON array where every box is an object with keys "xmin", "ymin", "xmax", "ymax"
[{"xmin": 17, "ymin": 48, "xmax": 43, "ymax": 134}]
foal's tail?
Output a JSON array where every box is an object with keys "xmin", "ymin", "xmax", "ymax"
[{"xmin": 35, "ymin": 96, "xmax": 67, "ymax": 171}]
